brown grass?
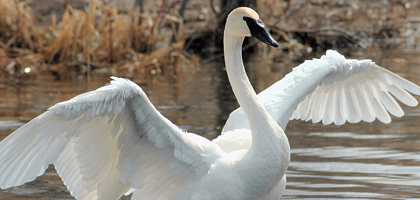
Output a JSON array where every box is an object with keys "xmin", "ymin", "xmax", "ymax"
[
  {"xmin": 0, "ymin": 0, "xmax": 194, "ymax": 76},
  {"xmin": 0, "ymin": 0, "xmax": 48, "ymax": 51}
]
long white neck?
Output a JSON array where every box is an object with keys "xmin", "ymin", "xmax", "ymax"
[
  {"xmin": 223, "ymin": 34, "xmax": 278, "ymax": 143},
  {"xmin": 223, "ymin": 33, "xmax": 290, "ymax": 193}
]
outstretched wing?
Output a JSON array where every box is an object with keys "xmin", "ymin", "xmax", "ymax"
[
  {"xmin": 222, "ymin": 50, "xmax": 420, "ymax": 134},
  {"xmin": 0, "ymin": 77, "xmax": 223, "ymax": 200}
]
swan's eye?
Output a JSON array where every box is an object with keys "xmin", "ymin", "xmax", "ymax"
[
  {"xmin": 243, "ymin": 16, "xmax": 265, "ymax": 33},
  {"xmin": 243, "ymin": 16, "xmax": 278, "ymax": 47},
  {"xmin": 256, "ymin": 19, "xmax": 265, "ymax": 28},
  {"xmin": 243, "ymin": 16, "xmax": 265, "ymax": 29}
]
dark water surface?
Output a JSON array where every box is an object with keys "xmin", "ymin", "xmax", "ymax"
[{"xmin": 1, "ymin": 45, "xmax": 420, "ymax": 199}]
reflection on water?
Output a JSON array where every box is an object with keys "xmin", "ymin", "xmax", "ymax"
[{"xmin": 1, "ymin": 45, "xmax": 420, "ymax": 199}]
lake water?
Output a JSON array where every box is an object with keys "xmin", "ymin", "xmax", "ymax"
[{"xmin": 1, "ymin": 45, "xmax": 420, "ymax": 199}]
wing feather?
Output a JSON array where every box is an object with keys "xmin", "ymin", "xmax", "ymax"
[
  {"xmin": 380, "ymin": 91, "xmax": 404, "ymax": 117},
  {"xmin": 348, "ymin": 86, "xmax": 362, "ymax": 122},
  {"xmin": 341, "ymin": 86, "xmax": 359, "ymax": 123},
  {"xmin": 333, "ymin": 86, "xmax": 345, "ymax": 125},
  {"xmin": 310, "ymin": 88, "xmax": 324, "ymax": 123},
  {"xmin": 322, "ymin": 90, "xmax": 334, "ymax": 125},
  {"xmin": 388, "ymin": 84, "xmax": 418, "ymax": 106}
]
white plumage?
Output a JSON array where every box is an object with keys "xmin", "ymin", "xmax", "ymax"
[
  {"xmin": 222, "ymin": 50, "xmax": 420, "ymax": 132},
  {"xmin": 1, "ymin": 7, "xmax": 420, "ymax": 200}
]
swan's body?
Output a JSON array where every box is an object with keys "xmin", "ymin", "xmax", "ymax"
[{"xmin": 0, "ymin": 7, "xmax": 420, "ymax": 200}]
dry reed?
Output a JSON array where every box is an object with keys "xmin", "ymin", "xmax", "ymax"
[
  {"xmin": 0, "ymin": 0, "xmax": 48, "ymax": 52},
  {"xmin": 0, "ymin": 0, "xmax": 194, "ymax": 76}
]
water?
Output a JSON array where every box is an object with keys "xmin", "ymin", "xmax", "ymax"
[{"xmin": 1, "ymin": 45, "xmax": 420, "ymax": 199}]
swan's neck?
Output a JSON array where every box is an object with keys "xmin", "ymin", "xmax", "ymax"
[
  {"xmin": 224, "ymin": 35, "xmax": 275, "ymax": 140},
  {"xmin": 224, "ymin": 36, "xmax": 265, "ymax": 122},
  {"xmin": 223, "ymin": 33, "xmax": 290, "ymax": 158},
  {"xmin": 224, "ymin": 37, "xmax": 261, "ymax": 130}
]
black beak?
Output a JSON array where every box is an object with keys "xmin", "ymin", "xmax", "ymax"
[{"xmin": 243, "ymin": 16, "xmax": 278, "ymax": 47}]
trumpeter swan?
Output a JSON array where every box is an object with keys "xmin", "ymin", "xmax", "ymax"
[{"xmin": 1, "ymin": 7, "xmax": 420, "ymax": 200}]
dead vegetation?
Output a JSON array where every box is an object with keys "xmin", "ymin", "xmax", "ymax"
[
  {"xmin": 1, "ymin": 0, "xmax": 420, "ymax": 76},
  {"xmin": 0, "ymin": 0, "xmax": 47, "ymax": 51},
  {"xmin": 0, "ymin": 0, "xmax": 195, "ymax": 77}
]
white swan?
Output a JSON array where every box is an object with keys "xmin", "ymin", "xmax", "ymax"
[{"xmin": 0, "ymin": 7, "xmax": 419, "ymax": 200}]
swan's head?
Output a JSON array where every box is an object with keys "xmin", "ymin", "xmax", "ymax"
[{"xmin": 225, "ymin": 7, "xmax": 278, "ymax": 47}]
